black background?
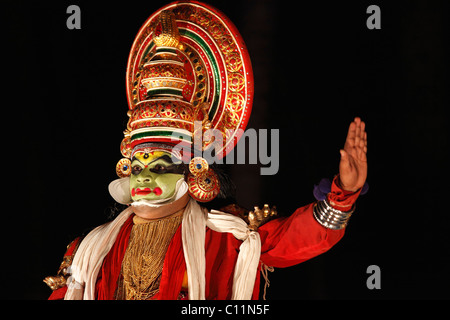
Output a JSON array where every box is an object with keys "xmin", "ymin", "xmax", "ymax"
[{"xmin": 2, "ymin": 0, "xmax": 449, "ymax": 300}]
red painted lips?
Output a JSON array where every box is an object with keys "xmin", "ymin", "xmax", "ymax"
[{"xmin": 131, "ymin": 187, "xmax": 163, "ymax": 197}]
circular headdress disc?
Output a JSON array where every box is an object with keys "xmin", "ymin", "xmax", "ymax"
[{"xmin": 126, "ymin": 1, "xmax": 254, "ymax": 159}]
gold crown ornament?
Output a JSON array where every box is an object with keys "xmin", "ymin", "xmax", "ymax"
[{"xmin": 115, "ymin": 1, "xmax": 254, "ymax": 202}]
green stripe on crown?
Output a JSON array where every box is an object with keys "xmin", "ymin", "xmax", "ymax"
[
  {"xmin": 131, "ymin": 130, "xmax": 192, "ymax": 143},
  {"xmin": 156, "ymin": 47, "xmax": 177, "ymax": 54},
  {"xmin": 179, "ymin": 28, "xmax": 221, "ymax": 121},
  {"xmin": 146, "ymin": 88, "xmax": 183, "ymax": 98},
  {"xmin": 142, "ymin": 41, "xmax": 156, "ymax": 62}
]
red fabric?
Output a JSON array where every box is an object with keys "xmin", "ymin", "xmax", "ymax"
[
  {"xmin": 327, "ymin": 174, "xmax": 361, "ymax": 211},
  {"xmin": 95, "ymin": 213, "xmax": 135, "ymax": 300},
  {"xmin": 95, "ymin": 222, "xmax": 244, "ymax": 300},
  {"xmin": 258, "ymin": 203, "xmax": 345, "ymax": 268},
  {"xmin": 93, "ymin": 204, "xmax": 346, "ymax": 300},
  {"xmin": 48, "ymin": 286, "xmax": 67, "ymax": 300},
  {"xmin": 65, "ymin": 237, "xmax": 81, "ymax": 256},
  {"xmin": 204, "ymin": 228, "xmax": 241, "ymax": 299},
  {"xmin": 50, "ymin": 177, "xmax": 360, "ymax": 300},
  {"xmin": 155, "ymin": 225, "xmax": 186, "ymax": 300}
]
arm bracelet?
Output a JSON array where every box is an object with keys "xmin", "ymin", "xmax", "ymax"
[{"xmin": 313, "ymin": 198, "xmax": 355, "ymax": 230}]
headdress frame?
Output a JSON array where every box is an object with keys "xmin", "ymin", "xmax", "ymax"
[{"xmin": 123, "ymin": 0, "xmax": 254, "ymax": 160}]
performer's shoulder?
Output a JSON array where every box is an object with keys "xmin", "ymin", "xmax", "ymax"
[
  {"xmin": 218, "ymin": 203, "xmax": 278, "ymax": 231},
  {"xmin": 218, "ymin": 203, "xmax": 249, "ymax": 219},
  {"xmin": 64, "ymin": 237, "xmax": 83, "ymax": 256}
]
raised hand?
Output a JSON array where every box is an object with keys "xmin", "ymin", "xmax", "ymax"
[{"xmin": 339, "ymin": 117, "xmax": 368, "ymax": 192}]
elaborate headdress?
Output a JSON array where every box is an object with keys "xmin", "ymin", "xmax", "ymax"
[{"xmin": 114, "ymin": 1, "xmax": 254, "ymax": 202}]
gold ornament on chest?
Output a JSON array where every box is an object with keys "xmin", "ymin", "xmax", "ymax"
[{"xmin": 115, "ymin": 212, "xmax": 183, "ymax": 300}]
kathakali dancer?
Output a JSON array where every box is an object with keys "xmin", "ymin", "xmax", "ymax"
[{"xmin": 44, "ymin": 1, "xmax": 368, "ymax": 300}]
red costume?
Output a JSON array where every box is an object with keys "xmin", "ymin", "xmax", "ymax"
[
  {"xmin": 48, "ymin": 177, "xmax": 360, "ymax": 300},
  {"xmin": 44, "ymin": 1, "xmax": 366, "ymax": 300}
]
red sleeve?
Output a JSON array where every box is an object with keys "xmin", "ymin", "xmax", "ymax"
[
  {"xmin": 258, "ymin": 175, "xmax": 360, "ymax": 268},
  {"xmin": 327, "ymin": 174, "xmax": 361, "ymax": 211}
]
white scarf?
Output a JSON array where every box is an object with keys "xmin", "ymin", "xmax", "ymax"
[{"xmin": 65, "ymin": 186, "xmax": 261, "ymax": 300}]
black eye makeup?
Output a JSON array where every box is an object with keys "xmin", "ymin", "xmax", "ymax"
[
  {"xmin": 149, "ymin": 162, "xmax": 185, "ymax": 175},
  {"xmin": 150, "ymin": 163, "xmax": 167, "ymax": 174},
  {"xmin": 131, "ymin": 165, "xmax": 143, "ymax": 175}
]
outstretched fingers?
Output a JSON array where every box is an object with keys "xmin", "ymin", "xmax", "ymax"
[
  {"xmin": 344, "ymin": 117, "xmax": 368, "ymax": 161},
  {"xmin": 344, "ymin": 120, "xmax": 356, "ymax": 150},
  {"xmin": 363, "ymin": 132, "xmax": 368, "ymax": 153},
  {"xmin": 354, "ymin": 117, "xmax": 361, "ymax": 150},
  {"xmin": 339, "ymin": 117, "xmax": 368, "ymax": 192},
  {"xmin": 357, "ymin": 120, "xmax": 367, "ymax": 161}
]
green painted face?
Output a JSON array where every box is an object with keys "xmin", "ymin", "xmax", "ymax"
[{"xmin": 130, "ymin": 151, "xmax": 185, "ymax": 202}]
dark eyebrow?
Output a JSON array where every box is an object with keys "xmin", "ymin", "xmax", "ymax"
[{"xmin": 131, "ymin": 158, "xmax": 144, "ymax": 166}]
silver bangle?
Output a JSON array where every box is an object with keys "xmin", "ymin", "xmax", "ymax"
[{"xmin": 313, "ymin": 198, "xmax": 355, "ymax": 230}]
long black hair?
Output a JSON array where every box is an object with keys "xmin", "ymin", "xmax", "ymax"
[{"xmin": 199, "ymin": 162, "xmax": 237, "ymax": 211}]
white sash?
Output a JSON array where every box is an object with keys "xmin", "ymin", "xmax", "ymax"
[{"xmin": 65, "ymin": 193, "xmax": 261, "ymax": 300}]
